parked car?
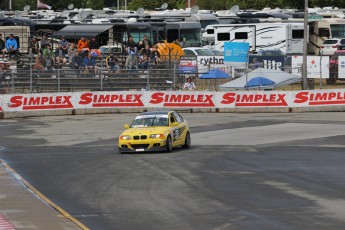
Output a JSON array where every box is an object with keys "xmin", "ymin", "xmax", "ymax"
[
  {"xmin": 182, "ymin": 47, "xmax": 216, "ymax": 56},
  {"xmin": 99, "ymin": 44, "xmax": 123, "ymax": 55},
  {"xmin": 328, "ymin": 49, "xmax": 345, "ymax": 84},
  {"xmin": 320, "ymin": 38, "xmax": 345, "ymax": 56},
  {"xmin": 257, "ymin": 49, "xmax": 284, "ymax": 56}
]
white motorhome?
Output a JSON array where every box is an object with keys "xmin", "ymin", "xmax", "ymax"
[
  {"xmin": 203, "ymin": 22, "xmax": 305, "ymax": 54},
  {"xmin": 309, "ymin": 18, "xmax": 345, "ymax": 54}
]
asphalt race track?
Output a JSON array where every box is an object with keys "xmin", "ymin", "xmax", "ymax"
[{"xmin": 1, "ymin": 112, "xmax": 345, "ymax": 229}]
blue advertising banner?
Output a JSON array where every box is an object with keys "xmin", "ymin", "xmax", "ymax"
[
  {"xmin": 177, "ymin": 59, "xmax": 198, "ymax": 74},
  {"xmin": 224, "ymin": 42, "xmax": 250, "ymax": 64}
]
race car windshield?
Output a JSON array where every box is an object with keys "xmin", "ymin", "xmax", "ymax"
[{"xmin": 130, "ymin": 115, "xmax": 169, "ymax": 128}]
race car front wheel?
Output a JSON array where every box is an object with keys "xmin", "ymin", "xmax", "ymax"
[{"xmin": 166, "ymin": 135, "xmax": 172, "ymax": 152}]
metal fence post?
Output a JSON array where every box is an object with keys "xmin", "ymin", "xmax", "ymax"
[
  {"xmin": 173, "ymin": 60, "xmax": 176, "ymax": 90},
  {"xmin": 100, "ymin": 53, "xmax": 104, "ymax": 91},
  {"xmin": 146, "ymin": 67, "xmax": 150, "ymax": 91},
  {"xmin": 11, "ymin": 71, "xmax": 14, "ymax": 93},
  {"xmin": 29, "ymin": 51, "xmax": 33, "ymax": 92},
  {"xmin": 320, "ymin": 52, "xmax": 323, "ymax": 89},
  {"xmin": 57, "ymin": 69, "xmax": 60, "ymax": 92}
]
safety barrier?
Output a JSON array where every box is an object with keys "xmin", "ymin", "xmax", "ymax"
[{"xmin": 1, "ymin": 89, "xmax": 345, "ymax": 118}]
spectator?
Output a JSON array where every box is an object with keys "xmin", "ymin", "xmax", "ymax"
[
  {"xmin": 40, "ymin": 33, "xmax": 50, "ymax": 53},
  {"xmin": 71, "ymin": 51, "xmax": 83, "ymax": 69},
  {"xmin": 70, "ymin": 51, "xmax": 83, "ymax": 77},
  {"xmin": 67, "ymin": 43, "xmax": 77, "ymax": 64},
  {"xmin": 183, "ymin": 77, "xmax": 196, "ymax": 90},
  {"xmin": 125, "ymin": 50, "xmax": 138, "ymax": 70},
  {"xmin": 89, "ymin": 36, "xmax": 99, "ymax": 50},
  {"xmin": 77, "ymin": 34, "xmax": 89, "ymax": 57},
  {"xmin": 83, "ymin": 52, "xmax": 97, "ymax": 74},
  {"xmin": 42, "ymin": 44, "xmax": 55, "ymax": 70},
  {"xmin": 173, "ymin": 38, "xmax": 182, "ymax": 47},
  {"xmin": 5, "ymin": 34, "xmax": 18, "ymax": 60},
  {"xmin": 32, "ymin": 53, "xmax": 44, "ymax": 72},
  {"xmin": 30, "ymin": 36, "xmax": 39, "ymax": 55},
  {"xmin": 137, "ymin": 40, "xmax": 145, "ymax": 52},
  {"xmin": 55, "ymin": 43, "xmax": 67, "ymax": 65},
  {"xmin": 150, "ymin": 45, "xmax": 161, "ymax": 64},
  {"xmin": 106, "ymin": 52, "xmax": 120, "ymax": 72},
  {"xmin": 138, "ymin": 53, "xmax": 149, "ymax": 70},
  {"xmin": 0, "ymin": 34, "xmax": 5, "ymax": 60},
  {"xmin": 58, "ymin": 36, "xmax": 69, "ymax": 56},
  {"xmin": 142, "ymin": 35, "xmax": 151, "ymax": 48},
  {"xmin": 126, "ymin": 35, "xmax": 137, "ymax": 54},
  {"xmin": 141, "ymin": 44, "xmax": 151, "ymax": 57}
]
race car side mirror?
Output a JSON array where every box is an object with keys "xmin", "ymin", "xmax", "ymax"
[{"xmin": 124, "ymin": 124, "xmax": 130, "ymax": 129}]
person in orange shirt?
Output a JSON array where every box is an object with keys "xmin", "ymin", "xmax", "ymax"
[{"xmin": 77, "ymin": 34, "xmax": 89, "ymax": 57}]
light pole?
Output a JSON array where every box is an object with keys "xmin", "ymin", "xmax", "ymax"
[{"xmin": 302, "ymin": 0, "xmax": 309, "ymax": 90}]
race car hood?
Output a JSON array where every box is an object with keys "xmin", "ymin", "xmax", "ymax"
[{"xmin": 121, "ymin": 126, "xmax": 171, "ymax": 136}]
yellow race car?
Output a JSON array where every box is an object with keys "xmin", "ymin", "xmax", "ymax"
[{"xmin": 118, "ymin": 111, "xmax": 191, "ymax": 153}]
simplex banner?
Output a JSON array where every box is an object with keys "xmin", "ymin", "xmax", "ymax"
[{"xmin": 2, "ymin": 90, "xmax": 345, "ymax": 113}]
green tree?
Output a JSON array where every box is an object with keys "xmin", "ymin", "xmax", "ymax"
[{"xmin": 128, "ymin": 0, "xmax": 184, "ymax": 11}]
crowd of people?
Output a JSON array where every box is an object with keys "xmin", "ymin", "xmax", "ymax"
[
  {"xmin": 27, "ymin": 33, "xmax": 171, "ymax": 74},
  {"xmin": 1, "ymin": 32, "xmax": 196, "ymax": 90}
]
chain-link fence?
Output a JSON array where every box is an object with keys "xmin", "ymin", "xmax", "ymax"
[{"xmin": 1, "ymin": 54, "xmax": 344, "ymax": 94}]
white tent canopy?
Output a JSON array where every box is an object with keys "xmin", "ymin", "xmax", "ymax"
[{"xmin": 219, "ymin": 68, "xmax": 301, "ymax": 90}]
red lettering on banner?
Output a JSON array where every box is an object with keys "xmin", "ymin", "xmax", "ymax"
[
  {"xmin": 294, "ymin": 91, "xmax": 345, "ymax": 105},
  {"xmin": 9, "ymin": 95, "xmax": 73, "ymax": 110},
  {"xmin": 221, "ymin": 93, "xmax": 288, "ymax": 106},
  {"xmin": 149, "ymin": 92, "xmax": 214, "ymax": 107},
  {"xmin": 79, "ymin": 93, "xmax": 144, "ymax": 107}
]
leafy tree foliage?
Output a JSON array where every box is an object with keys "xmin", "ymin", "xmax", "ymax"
[{"xmin": 128, "ymin": 0, "xmax": 184, "ymax": 10}]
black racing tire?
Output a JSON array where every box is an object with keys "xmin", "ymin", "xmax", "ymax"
[
  {"xmin": 183, "ymin": 131, "xmax": 191, "ymax": 149},
  {"xmin": 166, "ymin": 135, "xmax": 172, "ymax": 152}
]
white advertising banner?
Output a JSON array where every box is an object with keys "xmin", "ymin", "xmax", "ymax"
[
  {"xmin": 338, "ymin": 56, "xmax": 345, "ymax": 79},
  {"xmin": 1, "ymin": 93, "xmax": 75, "ymax": 112},
  {"xmin": 197, "ymin": 55, "xmax": 230, "ymax": 75},
  {"xmin": 291, "ymin": 56, "xmax": 329, "ymax": 78},
  {"xmin": 290, "ymin": 89, "xmax": 345, "ymax": 107},
  {"xmin": 1, "ymin": 90, "xmax": 345, "ymax": 113}
]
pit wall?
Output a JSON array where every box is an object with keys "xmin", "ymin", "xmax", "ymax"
[{"xmin": 1, "ymin": 90, "xmax": 345, "ymax": 118}]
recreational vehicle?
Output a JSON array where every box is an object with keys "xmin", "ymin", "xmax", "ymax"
[
  {"xmin": 203, "ymin": 22, "xmax": 304, "ymax": 54},
  {"xmin": 309, "ymin": 18, "xmax": 345, "ymax": 54}
]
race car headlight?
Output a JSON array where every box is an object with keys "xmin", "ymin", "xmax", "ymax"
[
  {"xmin": 120, "ymin": 135, "xmax": 131, "ymax": 140},
  {"xmin": 150, "ymin": 134, "xmax": 165, "ymax": 139}
]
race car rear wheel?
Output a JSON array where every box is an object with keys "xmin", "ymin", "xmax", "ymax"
[
  {"xmin": 166, "ymin": 135, "xmax": 172, "ymax": 152},
  {"xmin": 183, "ymin": 131, "xmax": 191, "ymax": 149}
]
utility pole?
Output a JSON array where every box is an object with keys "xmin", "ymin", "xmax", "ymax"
[{"xmin": 302, "ymin": 0, "xmax": 309, "ymax": 90}]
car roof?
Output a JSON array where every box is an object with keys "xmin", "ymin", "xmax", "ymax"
[
  {"xmin": 183, "ymin": 47, "xmax": 207, "ymax": 50},
  {"xmin": 138, "ymin": 111, "xmax": 171, "ymax": 116}
]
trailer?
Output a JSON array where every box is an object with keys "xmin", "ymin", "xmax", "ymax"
[
  {"xmin": 203, "ymin": 22, "xmax": 305, "ymax": 54},
  {"xmin": 308, "ymin": 18, "xmax": 345, "ymax": 54}
]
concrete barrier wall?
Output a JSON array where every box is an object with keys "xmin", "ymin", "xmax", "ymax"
[{"xmin": 1, "ymin": 90, "xmax": 345, "ymax": 118}]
